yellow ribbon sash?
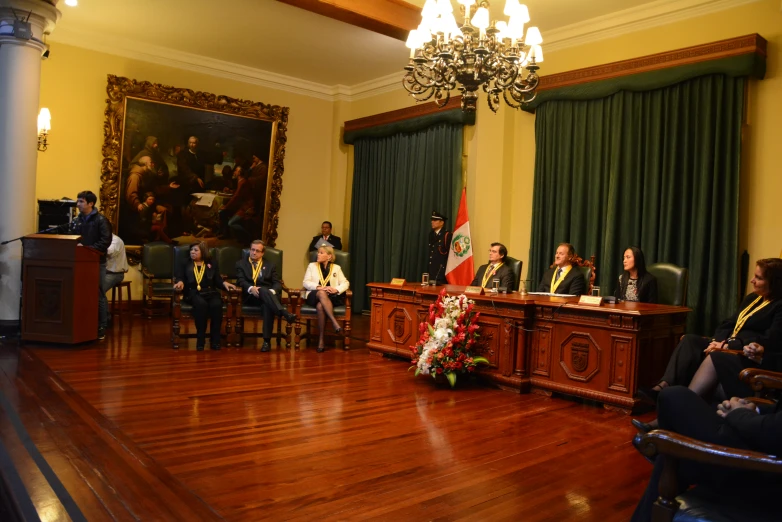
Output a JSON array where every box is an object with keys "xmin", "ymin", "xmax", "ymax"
[
  {"xmin": 731, "ymin": 295, "xmax": 772, "ymax": 337},
  {"xmin": 550, "ymin": 265, "xmax": 571, "ymax": 293},
  {"xmin": 250, "ymin": 258, "xmax": 263, "ymax": 286},
  {"xmin": 481, "ymin": 262, "xmax": 504, "ymax": 288},
  {"xmin": 193, "ymin": 262, "xmax": 206, "ymax": 291},
  {"xmin": 318, "ymin": 263, "xmax": 335, "ymax": 287}
]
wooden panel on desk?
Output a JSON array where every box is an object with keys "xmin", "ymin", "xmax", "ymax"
[{"xmin": 21, "ymin": 234, "xmax": 100, "ymax": 344}]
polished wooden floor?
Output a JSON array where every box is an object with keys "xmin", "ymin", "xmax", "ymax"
[{"xmin": 0, "ymin": 313, "xmax": 655, "ymax": 521}]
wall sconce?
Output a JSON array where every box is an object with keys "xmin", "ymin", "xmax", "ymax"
[{"xmin": 37, "ymin": 108, "xmax": 50, "ymax": 152}]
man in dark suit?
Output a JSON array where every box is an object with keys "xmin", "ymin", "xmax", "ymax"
[
  {"xmin": 176, "ymin": 136, "xmax": 207, "ymax": 192},
  {"xmin": 631, "ymin": 386, "xmax": 782, "ymax": 522},
  {"xmin": 428, "ymin": 210, "xmax": 450, "ymax": 285},
  {"xmin": 471, "ymin": 242, "xmax": 515, "ymax": 291},
  {"xmin": 537, "ymin": 242, "xmax": 586, "ymax": 295},
  {"xmin": 236, "ymin": 239, "xmax": 297, "ymax": 352},
  {"xmin": 309, "ymin": 221, "xmax": 342, "ymax": 251}
]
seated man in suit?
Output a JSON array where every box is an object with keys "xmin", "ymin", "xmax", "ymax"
[
  {"xmin": 631, "ymin": 386, "xmax": 782, "ymax": 522},
  {"xmin": 471, "ymin": 242, "xmax": 514, "ymax": 291},
  {"xmin": 236, "ymin": 239, "xmax": 297, "ymax": 352},
  {"xmin": 537, "ymin": 243, "xmax": 586, "ymax": 295},
  {"xmin": 309, "ymin": 221, "xmax": 342, "ymax": 251}
]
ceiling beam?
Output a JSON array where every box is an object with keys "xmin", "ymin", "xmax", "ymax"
[{"xmin": 276, "ymin": 0, "xmax": 420, "ymax": 41}]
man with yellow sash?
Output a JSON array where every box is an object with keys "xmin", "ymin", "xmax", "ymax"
[
  {"xmin": 537, "ymin": 243, "xmax": 586, "ymax": 295},
  {"xmin": 471, "ymin": 243, "xmax": 515, "ymax": 291},
  {"xmin": 235, "ymin": 239, "xmax": 297, "ymax": 352}
]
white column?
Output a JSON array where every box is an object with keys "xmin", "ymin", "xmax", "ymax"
[{"xmin": 0, "ymin": 0, "xmax": 59, "ymax": 326}]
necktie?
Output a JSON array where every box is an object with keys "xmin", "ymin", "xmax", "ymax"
[{"xmin": 554, "ymin": 268, "xmax": 563, "ymax": 282}]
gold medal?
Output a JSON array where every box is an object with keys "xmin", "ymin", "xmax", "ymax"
[
  {"xmin": 193, "ymin": 262, "xmax": 206, "ymax": 292},
  {"xmin": 250, "ymin": 257, "xmax": 263, "ymax": 286}
]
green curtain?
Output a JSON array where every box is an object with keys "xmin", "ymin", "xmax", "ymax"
[
  {"xmin": 529, "ymin": 74, "xmax": 744, "ymax": 333},
  {"xmin": 350, "ymin": 123, "xmax": 463, "ymax": 312}
]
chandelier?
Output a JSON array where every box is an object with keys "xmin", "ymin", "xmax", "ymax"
[{"xmin": 403, "ymin": 0, "xmax": 543, "ymax": 113}]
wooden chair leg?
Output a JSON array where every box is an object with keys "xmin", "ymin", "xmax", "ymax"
[
  {"xmin": 344, "ymin": 319, "xmax": 351, "ymax": 350},
  {"xmin": 172, "ymin": 317, "xmax": 180, "ymax": 349},
  {"xmin": 294, "ymin": 318, "xmax": 303, "ymax": 349}
]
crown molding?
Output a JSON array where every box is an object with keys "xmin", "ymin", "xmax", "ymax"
[
  {"xmin": 48, "ymin": 0, "xmax": 763, "ymax": 103},
  {"xmin": 543, "ymin": 0, "xmax": 763, "ymax": 53}
]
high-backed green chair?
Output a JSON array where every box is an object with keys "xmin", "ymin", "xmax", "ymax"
[
  {"xmin": 575, "ymin": 254, "xmax": 597, "ymax": 295},
  {"xmin": 295, "ymin": 249, "xmax": 352, "ymax": 350},
  {"xmin": 232, "ymin": 246, "xmax": 295, "ymax": 348},
  {"xmin": 214, "ymin": 245, "xmax": 243, "ymax": 283},
  {"xmin": 170, "ymin": 245, "xmax": 230, "ymax": 349},
  {"xmin": 648, "ymin": 263, "xmax": 689, "ymax": 306},
  {"xmin": 504, "ymin": 256, "xmax": 523, "ymax": 292},
  {"xmin": 141, "ymin": 242, "xmax": 173, "ymax": 317}
]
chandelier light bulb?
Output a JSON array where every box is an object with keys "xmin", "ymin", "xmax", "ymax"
[
  {"xmin": 471, "ymin": 7, "xmax": 490, "ymax": 30},
  {"xmin": 457, "ymin": 0, "xmax": 476, "ymax": 7},
  {"xmin": 530, "ymin": 45, "xmax": 544, "ymax": 62},
  {"xmin": 495, "ymin": 21, "xmax": 508, "ymax": 40},
  {"xmin": 436, "ymin": 0, "xmax": 453, "ymax": 15},
  {"xmin": 503, "ymin": 0, "xmax": 520, "ymax": 17},
  {"xmin": 515, "ymin": 4, "xmax": 531, "ymax": 23},
  {"xmin": 422, "ymin": 0, "xmax": 439, "ymax": 20},
  {"xmin": 524, "ymin": 26, "xmax": 543, "ymax": 46},
  {"xmin": 507, "ymin": 15, "xmax": 524, "ymax": 39},
  {"xmin": 64, "ymin": 0, "xmax": 78, "ymax": 6}
]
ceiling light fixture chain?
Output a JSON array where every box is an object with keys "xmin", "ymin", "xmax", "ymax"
[{"xmin": 403, "ymin": 0, "xmax": 543, "ymax": 113}]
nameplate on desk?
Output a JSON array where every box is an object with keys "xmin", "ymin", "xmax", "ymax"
[
  {"xmin": 464, "ymin": 286, "xmax": 484, "ymax": 295},
  {"xmin": 389, "ymin": 278, "xmax": 406, "ymax": 286},
  {"xmin": 579, "ymin": 295, "xmax": 603, "ymax": 306}
]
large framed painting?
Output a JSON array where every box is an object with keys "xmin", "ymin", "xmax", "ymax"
[{"xmin": 100, "ymin": 75, "xmax": 288, "ymax": 261}]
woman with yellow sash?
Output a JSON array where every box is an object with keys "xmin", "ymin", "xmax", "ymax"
[
  {"xmin": 302, "ymin": 245, "xmax": 350, "ymax": 352},
  {"xmin": 173, "ymin": 242, "xmax": 236, "ymax": 350},
  {"xmin": 633, "ymin": 258, "xmax": 782, "ymax": 432}
]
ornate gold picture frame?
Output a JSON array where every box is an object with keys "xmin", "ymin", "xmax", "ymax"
[{"xmin": 100, "ymin": 75, "xmax": 289, "ymax": 261}]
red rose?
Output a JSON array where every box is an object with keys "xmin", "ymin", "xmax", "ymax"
[
  {"xmin": 436, "ymin": 367, "xmax": 443, "ymax": 374},
  {"xmin": 467, "ymin": 366, "xmax": 475, "ymax": 372}
]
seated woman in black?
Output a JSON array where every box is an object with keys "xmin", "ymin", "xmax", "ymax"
[
  {"xmin": 537, "ymin": 242, "xmax": 586, "ymax": 295},
  {"xmin": 173, "ymin": 242, "xmax": 236, "ymax": 350},
  {"xmin": 633, "ymin": 258, "xmax": 782, "ymax": 431},
  {"xmin": 614, "ymin": 246, "xmax": 658, "ymax": 303},
  {"xmin": 302, "ymin": 246, "xmax": 350, "ymax": 353}
]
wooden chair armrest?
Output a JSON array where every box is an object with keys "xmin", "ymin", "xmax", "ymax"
[
  {"xmin": 141, "ymin": 268, "xmax": 156, "ymax": 279},
  {"xmin": 740, "ymin": 368, "xmax": 782, "ymax": 393},
  {"xmin": 635, "ymin": 430, "xmax": 782, "ymax": 471},
  {"xmin": 751, "ymin": 397, "xmax": 776, "ymax": 407}
]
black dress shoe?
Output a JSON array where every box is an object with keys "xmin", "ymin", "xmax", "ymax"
[
  {"xmin": 196, "ymin": 345, "xmax": 205, "ymax": 351},
  {"xmin": 261, "ymin": 341, "xmax": 271, "ymax": 352},
  {"xmin": 316, "ymin": 345, "xmax": 325, "ymax": 353},
  {"xmin": 631, "ymin": 418, "xmax": 656, "ymax": 433},
  {"xmin": 334, "ymin": 327, "xmax": 343, "ymax": 335},
  {"xmin": 283, "ymin": 312, "xmax": 297, "ymax": 323},
  {"xmin": 211, "ymin": 343, "xmax": 221, "ymax": 351}
]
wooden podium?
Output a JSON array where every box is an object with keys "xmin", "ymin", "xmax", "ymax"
[{"xmin": 21, "ymin": 234, "xmax": 100, "ymax": 344}]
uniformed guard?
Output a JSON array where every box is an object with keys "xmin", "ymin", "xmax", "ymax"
[{"xmin": 427, "ymin": 210, "xmax": 451, "ymax": 285}]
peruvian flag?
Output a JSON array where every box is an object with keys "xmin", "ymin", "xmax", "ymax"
[{"xmin": 446, "ymin": 188, "xmax": 474, "ymax": 285}]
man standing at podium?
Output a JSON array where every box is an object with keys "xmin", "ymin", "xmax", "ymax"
[{"xmin": 73, "ymin": 191, "xmax": 112, "ymax": 340}]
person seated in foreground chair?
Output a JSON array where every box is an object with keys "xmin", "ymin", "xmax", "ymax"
[
  {"xmin": 638, "ymin": 258, "xmax": 782, "ymax": 405},
  {"xmin": 537, "ymin": 243, "xmax": 586, "ymax": 295},
  {"xmin": 309, "ymin": 221, "xmax": 342, "ymax": 251},
  {"xmin": 630, "ymin": 386, "xmax": 782, "ymax": 522},
  {"xmin": 471, "ymin": 242, "xmax": 514, "ymax": 291},
  {"xmin": 173, "ymin": 242, "xmax": 236, "ymax": 351},
  {"xmin": 614, "ymin": 246, "xmax": 658, "ymax": 303},
  {"xmin": 302, "ymin": 245, "xmax": 349, "ymax": 353},
  {"xmin": 236, "ymin": 239, "xmax": 297, "ymax": 353}
]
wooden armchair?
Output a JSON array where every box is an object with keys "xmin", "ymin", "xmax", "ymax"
[
  {"xmin": 232, "ymin": 246, "xmax": 297, "ymax": 348},
  {"xmin": 294, "ymin": 250, "xmax": 352, "ymax": 350},
  {"xmin": 573, "ymin": 254, "xmax": 596, "ymax": 295},
  {"xmin": 634, "ymin": 430, "xmax": 782, "ymax": 522},
  {"xmin": 635, "ymin": 368, "xmax": 782, "ymax": 521},
  {"xmin": 171, "ymin": 245, "xmax": 232, "ymax": 349}
]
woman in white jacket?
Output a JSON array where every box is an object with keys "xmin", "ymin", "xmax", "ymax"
[{"xmin": 303, "ymin": 246, "xmax": 350, "ymax": 352}]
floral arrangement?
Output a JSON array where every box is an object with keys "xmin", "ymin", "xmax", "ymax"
[{"xmin": 410, "ymin": 289, "xmax": 489, "ymax": 388}]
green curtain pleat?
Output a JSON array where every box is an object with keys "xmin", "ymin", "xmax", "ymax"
[
  {"xmin": 530, "ymin": 74, "xmax": 744, "ymax": 333},
  {"xmin": 350, "ymin": 123, "xmax": 462, "ymax": 312}
]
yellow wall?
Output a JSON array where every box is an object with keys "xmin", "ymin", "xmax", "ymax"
[
  {"xmin": 36, "ymin": 0, "xmax": 782, "ymax": 301},
  {"xmin": 38, "ymin": 43, "xmax": 337, "ymax": 294}
]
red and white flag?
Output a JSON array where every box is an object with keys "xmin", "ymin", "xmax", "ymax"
[{"xmin": 446, "ymin": 188, "xmax": 474, "ymax": 285}]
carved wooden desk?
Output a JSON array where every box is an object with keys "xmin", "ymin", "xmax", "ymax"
[{"xmin": 367, "ymin": 283, "xmax": 689, "ymax": 413}]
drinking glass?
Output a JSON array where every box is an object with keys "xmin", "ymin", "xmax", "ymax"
[
  {"xmin": 591, "ymin": 286, "xmax": 601, "ymax": 297},
  {"xmin": 421, "ymin": 273, "xmax": 429, "ymax": 286},
  {"xmin": 492, "ymin": 279, "xmax": 500, "ymax": 293}
]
